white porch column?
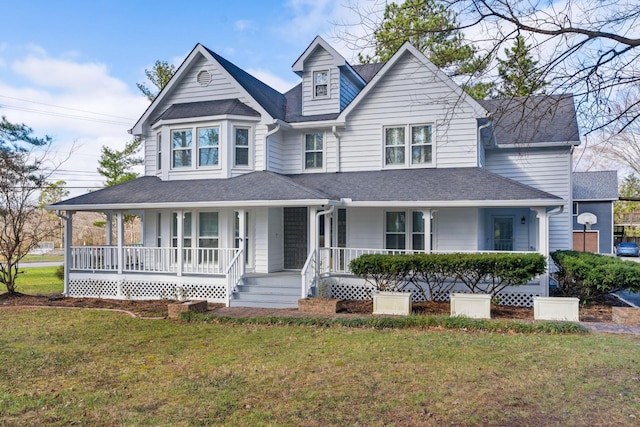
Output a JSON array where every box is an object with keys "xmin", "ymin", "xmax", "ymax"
[
  {"xmin": 176, "ymin": 210, "xmax": 184, "ymax": 277},
  {"xmin": 63, "ymin": 211, "xmax": 74, "ymax": 296},
  {"xmin": 534, "ymin": 208, "xmax": 550, "ymax": 293},
  {"xmin": 309, "ymin": 206, "xmax": 318, "ymax": 258},
  {"xmin": 116, "ymin": 211, "xmax": 124, "ymax": 275},
  {"xmin": 105, "ymin": 212, "xmax": 113, "ymax": 246},
  {"xmin": 236, "ymin": 209, "xmax": 246, "ymax": 275},
  {"xmin": 421, "ymin": 209, "xmax": 432, "ymax": 252}
]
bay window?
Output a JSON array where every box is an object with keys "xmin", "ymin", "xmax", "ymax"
[
  {"xmin": 172, "ymin": 130, "xmax": 192, "ymax": 168},
  {"xmin": 234, "ymin": 127, "xmax": 250, "ymax": 167},
  {"xmin": 198, "ymin": 127, "xmax": 219, "ymax": 167}
]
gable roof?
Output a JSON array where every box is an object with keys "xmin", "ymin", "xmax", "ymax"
[
  {"xmin": 339, "ymin": 43, "xmax": 488, "ymax": 120},
  {"xmin": 204, "ymin": 47, "xmax": 286, "ymax": 120},
  {"xmin": 573, "ymin": 171, "xmax": 618, "ymax": 201},
  {"xmin": 479, "ymin": 95, "xmax": 581, "ymax": 146},
  {"xmin": 292, "ymin": 36, "xmax": 347, "ymax": 75},
  {"xmin": 155, "ymin": 99, "xmax": 260, "ymax": 123}
]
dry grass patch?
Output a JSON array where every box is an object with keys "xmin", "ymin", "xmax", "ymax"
[{"xmin": 0, "ymin": 309, "xmax": 639, "ymax": 426}]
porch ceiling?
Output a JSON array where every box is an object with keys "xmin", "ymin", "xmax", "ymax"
[{"xmin": 49, "ymin": 168, "xmax": 563, "ymax": 211}]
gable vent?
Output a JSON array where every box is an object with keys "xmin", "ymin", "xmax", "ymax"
[{"xmin": 197, "ymin": 69, "xmax": 212, "ymax": 86}]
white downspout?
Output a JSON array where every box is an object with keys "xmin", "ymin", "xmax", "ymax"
[
  {"xmin": 477, "ymin": 118, "xmax": 492, "ymax": 168},
  {"xmin": 332, "ymin": 125, "xmax": 341, "ymax": 172}
]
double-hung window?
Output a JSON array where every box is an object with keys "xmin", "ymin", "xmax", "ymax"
[
  {"xmin": 304, "ymin": 133, "xmax": 323, "ymax": 169},
  {"xmin": 157, "ymin": 133, "xmax": 162, "ymax": 171},
  {"xmin": 385, "ymin": 211, "xmax": 427, "ymax": 250},
  {"xmin": 234, "ymin": 127, "xmax": 250, "ymax": 167},
  {"xmin": 384, "ymin": 127, "xmax": 405, "ymax": 166},
  {"xmin": 411, "ymin": 125, "xmax": 432, "ymax": 165},
  {"xmin": 198, "ymin": 127, "xmax": 219, "ymax": 167},
  {"xmin": 314, "ymin": 70, "xmax": 328, "ymax": 97},
  {"xmin": 172, "ymin": 130, "xmax": 192, "ymax": 168}
]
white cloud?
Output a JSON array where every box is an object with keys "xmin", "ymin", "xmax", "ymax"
[
  {"xmin": 235, "ymin": 20, "xmax": 251, "ymax": 31},
  {"xmin": 0, "ymin": 45, "xmax": 148, "ymax": 196},
  {"xmin": 246, "ymin": 68, "xmax": 298, "ymax": 92}
]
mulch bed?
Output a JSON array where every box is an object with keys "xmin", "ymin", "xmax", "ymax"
[{"xmin": 0, "ymin": 292, "xmax": 630, "ymax": 322}]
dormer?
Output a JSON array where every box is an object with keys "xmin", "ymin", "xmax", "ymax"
[{"xmin": 292, "ymin": 36, "xmax": 366, "ymax": 117}]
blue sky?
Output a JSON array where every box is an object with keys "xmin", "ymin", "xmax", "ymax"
[{"xmin": 0, "ymin": 0, "xmax": 370, "ymax": 194}]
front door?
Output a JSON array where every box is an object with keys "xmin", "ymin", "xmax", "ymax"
[
  {"xmin": 284, "ymin": 207, "xmax": 308, "ymax": 269},
  {"xmin": 493, "ymin": 216, "xmax": 514, "ymax": 251}
]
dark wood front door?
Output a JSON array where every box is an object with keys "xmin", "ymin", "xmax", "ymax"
[{"xmin": 284, "ymin": 207, "xmax": 308, "ymax": 269}]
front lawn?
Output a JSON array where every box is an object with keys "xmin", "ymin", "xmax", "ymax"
[
  {"xmin": 0, "ymin": 309, "xmax": 638, "ymax": 426},
  {"xmin": 2, "ymin": 266, "xmax": 63, "ymax": 295}
]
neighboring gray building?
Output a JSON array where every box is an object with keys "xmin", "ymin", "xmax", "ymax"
[{"xmin": 572, "ymin": 171, "xmax": 618, "ymax": 254}]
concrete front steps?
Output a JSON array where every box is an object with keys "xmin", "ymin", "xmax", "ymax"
[{"xmin": 229, "ymin": 272, "xmax": 301, "ymax": 308}]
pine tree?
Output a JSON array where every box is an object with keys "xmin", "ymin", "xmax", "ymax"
[{"xmin": 496, "ymin": 36, "xmax": 548, "ymax": 98}]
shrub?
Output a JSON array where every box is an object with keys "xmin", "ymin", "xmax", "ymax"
[
  {"xmin": 551, "ymin": 250, "xmax": 640, "ymax": 303},
  {"xmin": 349, "ymin": 252, "xmax": 546, "ymax": 298},
  {"xmin": 55, "ymin": 264, "xmax": 64, "ymax": 281}
]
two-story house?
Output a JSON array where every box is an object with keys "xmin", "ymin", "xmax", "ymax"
[{"xmin": 51, "ymin": 36, "xmax": 580, "ymax": 307}]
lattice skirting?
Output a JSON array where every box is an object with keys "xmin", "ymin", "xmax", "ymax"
[
  {"xmin": 68, "ymin": 278, "xmax": 226, "ymax": 302},
  {"xmin": 329, "ymin": 282, "xmax": 540, "ymax": 307}
]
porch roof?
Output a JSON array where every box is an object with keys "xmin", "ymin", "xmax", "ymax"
[
  {"xmin": 50, "ymin": 168, "xmax": 563, "ymax": 211},
  {"xmin": 287, "ymin": 168, "xmax": 563, "ymax": 206}
]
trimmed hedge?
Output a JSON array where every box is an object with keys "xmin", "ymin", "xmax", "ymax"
[
  {"xmin": 349, "ymin": 252, "xmax": 546, "ymax": 297},
  {"xmin": 551, "ymin": 250, "xmax": 640, "ymax": 303},
  {"xmin": 180, "ymin": 311, "xmax": 588, "ymax": 334}
]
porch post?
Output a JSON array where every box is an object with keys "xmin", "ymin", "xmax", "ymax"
[
  {"xmin": 105, "ymin": 212, "xmax": 113, "ymax": 246},
  {"xmin": 116, "ymin": 211, "xmax": 124, "ymax": 275},
  {"xmin": 309, "ymin": 206, "xmax": 318, "ymax": 262},
  {"xmin": 237, "ymin": 209, "xmax": 246, "ymax": 275},
  {"xmin": 421, "ymin": 209, "xmax": 432, "ymax": 252},
  {"xmin": 63, "ymin": 211, "xmax": 74, "ymax": 296},
  {"xmin": 534, "ymin": 208, "xmax": 550, "ymax": 294},
  {"xmin": 176, "ymin": 210, "xmax": 183, "ymax": 276}
]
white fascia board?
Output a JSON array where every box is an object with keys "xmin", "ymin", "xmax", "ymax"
[
  {"xmin": 339, "ymin": 43, "xmax": 488, "ymax": 120},
  {"xmin": 495, "ymin": 141, "xmax": 581, "ymax": 148},
  {"xmin": 341, "ymin": 200, "xmax": 565, "ymax": 208},
  {"xmin": 50, "ymin": 199, "xmax": 333, "ymax": 211},
  {"xmin": 292, "ymin": 36, "xmax": 346, "ymax": 74},
  {"xmin": 573, "ymin": 198, "xmax": 618, "ymax": 202},
  {"xmin": 151, "ymin": 114, "xmax": 261, "ymax": 130},
  {"xmin": 288, "ymin": 120, "xmax": 345, "ymax": 129}
]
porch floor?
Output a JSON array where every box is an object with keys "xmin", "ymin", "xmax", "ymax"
[{"xmin": 230, "ymin": 271, "xmax": 301, "ymax": 309}]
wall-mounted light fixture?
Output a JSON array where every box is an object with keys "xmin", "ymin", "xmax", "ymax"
[{"xmin": 521, "ymin": 216, "xmax": 526, "ymax": 225}]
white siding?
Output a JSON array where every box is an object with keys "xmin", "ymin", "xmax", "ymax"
[
  {"xmin": 434, "ymin": 208, "xmax": 478, "ymax": 251},
  {"xmin": 266, "ymin": 131, "xmax": 285, "ymax": 174},
  {"xmin": 485, "ymin": 146, "xmax": 573, "ymax": 251},
  {"xmin": 301, "ymin": 49, "xmax": 340, "ymax": 116},
  {"xmin": 279, "ymin": 128, "xmax": 337, "ymax": 174},
  {"xmin": 347, "ymin": 208, "xmax": 383, "ymax": 248},
  {"xmin": 268, "ymin": 207, "xmax": 284, "ymax": 272},
  {"xmin": 340, "ymin": 52, "xmax": 479, "ymax": 172}
]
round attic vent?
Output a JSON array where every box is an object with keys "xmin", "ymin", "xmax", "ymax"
[{"xmin": 197, "ymin": 69, "xmax": 212, "ymax": 86}]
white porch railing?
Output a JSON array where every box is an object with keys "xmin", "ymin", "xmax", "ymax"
[
  {"xmin": 300, "ymin": 249, "xmax": 317, "ymax": 298},
  {"xmin": 70, "ymin": 246, "xmax": 239, "ymax": 275},
  {"xmin": 225, "ymin": 248, "xmax": 245, "ymax": 305}
]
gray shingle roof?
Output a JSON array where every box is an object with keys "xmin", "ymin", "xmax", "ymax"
[
  {"xmin": 155, "ymin": 99, "xmax": 260, "ymax": 122},
  {"xmin": 53, "ymin": 168, "xmax": 562, "ymax": 210},
  {"xmin": 573, "ymin": 171, "xmax": 618, "ymax": 200},
  {"xmin": 287, "ymin": 168, "xmax": 561, "ymax": 202},
  {"xmin": 479, "ymin": 95, "xmax": 580, "ymax": 146},
  {"xmin": 52, "ymin": 172, "xmax": 331, "ymax": 208},
  {"xmin": 204, "ymin": 47, "xmax": 287, "ymax": 120}
]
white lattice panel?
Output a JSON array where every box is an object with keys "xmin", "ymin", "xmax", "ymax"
[
  {"xmin": 68, "ymin": 278, "xmax": 226, "ymax": 302},
  {"xmin": 329, "ymin": 282, "xmax": 538, "ymax": 307}
]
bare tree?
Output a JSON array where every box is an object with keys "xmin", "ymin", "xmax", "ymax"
[{"xmin": 0, "ymin": 117, "xmax": 62, "ymax": 294}]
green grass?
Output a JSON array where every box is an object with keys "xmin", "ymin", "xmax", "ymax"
[
  {"xmin": 3, "ymin": 266, "xmax": 63, "ymax": 295},
  {"xmin": 0, "ymin": 309, "xmax": 639, "ymax": 426}
]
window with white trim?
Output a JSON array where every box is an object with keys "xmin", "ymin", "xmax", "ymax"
[
  {"xmin": 198, "ymin": 212, "xmax": 219, "ymax": 249},
  {"xmin": 304, "ymin": 133, "xmax": 323, "ymax": 169},
  {"xmin": 313, "ymin": 70, "xmax": 328, "ymax": 97},
  {"xmin": 385, "ymin": 210, "xmax": 427, "ymax": 250},
  {"xmin": 384, "ymin": 124, "xmax": 434, "ymax": 167},
  {"xmin": 234, "ymin": 127, "xmax": 250, "ymax": 167},
  {"xmin": 198, "ymin": 127, "xmax": 219, "ymax": 167},
  {"xmin": 384, "ymin": 127, "xmax": 405, "ymax": 166},
  {"xmin": 157, "ymin": 133, "xmax": 162, "ymax": 171},
  {"xmin": 172, "ymin": 130, "xmax": 192, "ymax": 168},
  {"xmin": 411, "ymin": 125, "xmax": 432, "ymax": 165},
  {"xmin": 172, "ymin": 212, "xmax": 193, "ymax": 248}
]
